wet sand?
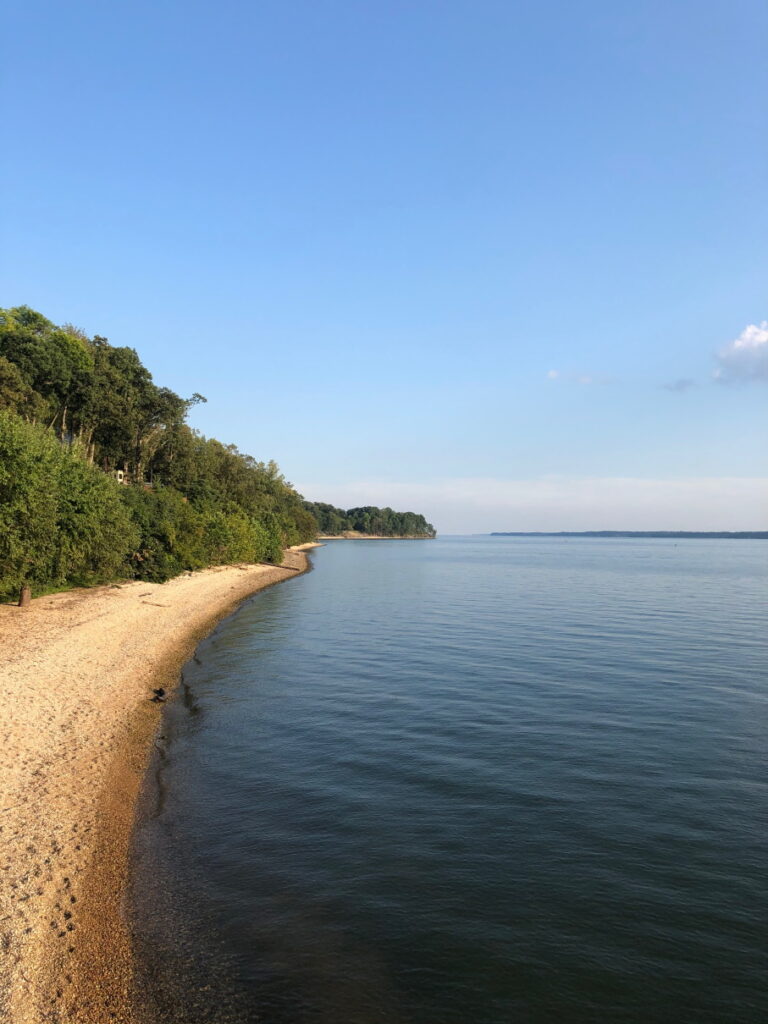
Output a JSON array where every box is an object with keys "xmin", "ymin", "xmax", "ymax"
[{"xmin": 0, "ymin": 546, "xmax": 318, "ymax": 1023}]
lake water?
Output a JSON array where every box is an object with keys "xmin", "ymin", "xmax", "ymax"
[{"xmin": 130, "ymin": 537, "xmax": 767, "ymax": 1024}]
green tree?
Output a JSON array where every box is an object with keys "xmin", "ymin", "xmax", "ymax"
[{"xmin": 0, "ymin": 305, "xmax": 433, "ymax": 601}]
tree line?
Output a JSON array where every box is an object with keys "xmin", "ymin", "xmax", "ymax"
[
  {"xmin": 303, "ymin": 502, "xmax": 435, "ymax": 538},
  {"xmin": 0, "ymin": 306, "xmax": 434, "ymax": 601}
]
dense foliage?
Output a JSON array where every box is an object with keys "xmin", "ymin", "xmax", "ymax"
[
  {"xmin": 0, "ymin": 306, "xmax": 435, "ymax": 599},
  {"xmin": 0, "ymin": 306, "xmax": 317, "ymax": 598},
  {"xmin": 0, "ymin": 411, "xmax": 139, "ymax": 598},
  {"xmin": 304, "ymin": 502, "xmax": 436, "ymax": 538}
]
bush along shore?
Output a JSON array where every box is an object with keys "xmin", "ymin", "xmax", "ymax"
[{"xmin": 0, "ymin": 306, "xmax": 434, "ymax": 603}]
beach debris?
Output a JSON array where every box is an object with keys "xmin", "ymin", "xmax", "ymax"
[{"xmin": 149, "ymin": 687, "xmax": 166, "ymax": 703}]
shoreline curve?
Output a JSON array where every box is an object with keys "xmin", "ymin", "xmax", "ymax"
[{"xmin": 0, "ymin": 544, "xmax": 320, "ymax": 1024}]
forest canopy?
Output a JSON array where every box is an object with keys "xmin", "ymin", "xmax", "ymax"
[
  {"xmin": 0, "ymin": 306, "xmax": 434, "ymax": 600},
  {"xmin": 304, "ymin": 502, "xmax": 435, "ymax": 538}
]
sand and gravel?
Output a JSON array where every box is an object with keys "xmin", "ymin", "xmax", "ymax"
[{"xmin": 0, "ymin": 546, "xmax": 318, "ymax": 1024}]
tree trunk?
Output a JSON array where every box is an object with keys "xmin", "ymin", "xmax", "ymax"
[
  {"xmin": 84, "ymin": 427, "xmax": 95, "ymax": 461},
  {"xmin": 18, "ymin": 586, "xmax": 31, "ymax": 608}
]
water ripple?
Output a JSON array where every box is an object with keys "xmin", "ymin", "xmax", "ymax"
[{"xmin": 131, "ymin": 537, "xmax": 768, "ymax": 1024}]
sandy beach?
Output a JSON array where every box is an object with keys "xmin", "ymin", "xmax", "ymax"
[
  {"xmin": 317, "ymin": 533, "xmax": 431, "ymax": 540},
  {"xmin": 0, "ymin": 545, "xmax": 318, "ymax": 1024}
]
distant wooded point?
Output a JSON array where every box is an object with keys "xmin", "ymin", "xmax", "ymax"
[
  {"xmin": 304, "ymin": 502, "xmax": 435, "ymax": 539},
  {"xmin": 490, "ymin": 531, "xmax": 768, "ymax": 539}
]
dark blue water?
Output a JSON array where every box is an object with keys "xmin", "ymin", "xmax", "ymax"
[{"xmin": 130, "ymin": 537, "xmax": 768, "ymax": 1024}]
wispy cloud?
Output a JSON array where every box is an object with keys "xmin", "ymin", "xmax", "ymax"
[
  {"xmin": 663, "ymin": 377, "xmax": 695, "ymax": 393},
  {"xmin": 298, "ymin": 476, "xmax": 768, "ymax": 534},
  {"xmin": 714, "ymin": 321, "xmax": 768, "ymax": 383}
]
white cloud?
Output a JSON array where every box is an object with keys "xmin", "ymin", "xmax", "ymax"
[
  {"xmin": 714, "ymin": 321, "xmax": 768, "ymax": 382},
  {"xmin": 298, "ymin": 476, "xmax": 768, "ymax": 534}
]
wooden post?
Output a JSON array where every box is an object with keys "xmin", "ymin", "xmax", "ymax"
[{"xmin": 18, "ymin": 586, "xmax": 31, "ymax": 608}]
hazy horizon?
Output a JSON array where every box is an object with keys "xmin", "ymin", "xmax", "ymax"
[{"xmin": 298, "ymin": 475, "xmax": 768, "ymax": 535}]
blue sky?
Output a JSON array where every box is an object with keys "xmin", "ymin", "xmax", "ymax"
[{"xmin": 3, "ymin": 0, "xmax": 766, "ymax": 531}]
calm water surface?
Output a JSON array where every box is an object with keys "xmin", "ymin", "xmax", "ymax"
[{"xmin": 130, "ymin": 537, "xmax": 767, "ymax": 1023}]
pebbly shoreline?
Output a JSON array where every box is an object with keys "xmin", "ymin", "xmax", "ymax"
[{"xmin": 0, "ymin": 545, "xmax": 319, "ymax": 1023}]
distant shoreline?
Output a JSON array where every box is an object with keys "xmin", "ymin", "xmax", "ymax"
[{"xmin": 490, "ymin": 531, "xmax": 768, "ymax": 540}]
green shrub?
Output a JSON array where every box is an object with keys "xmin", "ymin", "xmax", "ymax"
[
  {"xmin": 120, "ymin": 485, "xmax": 202, "ymax": 582},
  {"xmin": 0, "ymin": 412, "xmax": 138, "ymax": 600},
  {"xmin": 0, "ymin": 411, "xmax": 60, "ymax": 599},
  {"xmin": 54, "ymin": 449, "xmax": 139, "ymax": 586}
]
